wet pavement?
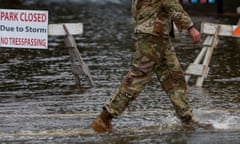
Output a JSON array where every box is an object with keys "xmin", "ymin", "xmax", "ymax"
[{"xmin": 0, "ymin": 0, "xmax": 240, "ymax": 143}]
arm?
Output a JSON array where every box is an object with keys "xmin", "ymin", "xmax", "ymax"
[
  {"xmin": 163, "ymin": 0, "xmax": 193, "ymax": 30},
  {"xmin": 163, "ymin": 0, "xmax": 200, "ymax": 44}
]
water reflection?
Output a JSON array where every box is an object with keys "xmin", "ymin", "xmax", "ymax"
[{"xmin": 0, "ymin": 0, "xmax": 240, "ymax": 143}]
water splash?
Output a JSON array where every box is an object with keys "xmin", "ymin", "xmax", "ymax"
[{"xmin": 194, "ymin": 109, "xmax": 240, "ymax": 130}]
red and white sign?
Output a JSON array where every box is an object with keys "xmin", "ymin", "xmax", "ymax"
[{"xmin": 0, "ymin": 9, "xmax": 48, "ymax": 49}]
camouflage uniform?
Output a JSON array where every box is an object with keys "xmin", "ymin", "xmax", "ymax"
[{"xmin": 104, "ymin": 0, "xmax": 193, "ymax": 121}]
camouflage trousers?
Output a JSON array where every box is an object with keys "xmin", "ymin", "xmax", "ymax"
[{"xmin": 104, "ymin": 33, "xmax": 192, "ymax": 121}]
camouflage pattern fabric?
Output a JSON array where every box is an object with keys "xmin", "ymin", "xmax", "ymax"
[
  {"xmin": 104, "ymin": 34, "xmax": 192, "ymax": 120},
  {"xmin": 104, "ymin": 0, "xmax": 194, "ymax": 120},
  {"xmin": 133, "ymin": 0, "xmax": 193, "ymax": 37}
]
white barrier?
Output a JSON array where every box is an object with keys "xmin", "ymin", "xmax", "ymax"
[
  {"xmin": 49, "ymin": 23, "xmax": 94, "ymax": 87},
  {"xmin": 185, "ymin": 22, "xmax": 240, "ymax": 87},
  {"xmin": 201, "ymin": 23, "xmax": 240, "ymax": 37},
  {"xmin": 48, "ymin": 23, "xmax": 83, "ymax": 36}
]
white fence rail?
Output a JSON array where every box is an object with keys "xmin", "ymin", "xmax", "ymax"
[{"xmin": 185, "ymin": 21, "xmax": 240, "ymax": 87}]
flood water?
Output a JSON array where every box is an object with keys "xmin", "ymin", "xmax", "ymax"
[{"xmin": 0, "ymin": 0, "xmax": 240, "ymax": 143}]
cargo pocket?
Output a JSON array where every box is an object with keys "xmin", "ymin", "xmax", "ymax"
[{"xmin": 153, "ymin": 21, "xmax": 163, "ymax": 35}]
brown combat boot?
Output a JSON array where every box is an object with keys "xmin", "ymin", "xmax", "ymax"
[
  {"xmin": 181, "ymin": 116, "xmax": 214, "ymax": 130},
  {"xmin": 91, "ymin": 110, "xmax": 113, "ymax": 133}
]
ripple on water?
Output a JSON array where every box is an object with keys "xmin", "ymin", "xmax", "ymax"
[{"xmin": 0, "ymin": 0, "xmax": 240, "ymax": 143}]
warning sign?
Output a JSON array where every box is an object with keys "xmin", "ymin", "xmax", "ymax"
[{"xmin": 0, "ymin": 9, "xmax": 48, "ymax": 49}]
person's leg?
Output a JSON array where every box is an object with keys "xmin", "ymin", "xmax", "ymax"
[
  {"xmin": 105, "ymin": 34, "xmax": 159, "ymax": 117},
  {"xmin": 154, "ymin": 38, "xmax": 192, "ymax": 122},
  {"xmin": 155, "ymin": 39, "xmax": 214, "ymax": 130},
  {"xmin": 91, "ymin": 66, "xmax": 153, "ymax": 133},
  {"xmin": 91, "ymin": 34, "xmax": 162, "ymax": 132}
]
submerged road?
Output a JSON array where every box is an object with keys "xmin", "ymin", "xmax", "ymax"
[{"xmin": 0, "ymin": 0, "xmax": 240, "ymax": 143}]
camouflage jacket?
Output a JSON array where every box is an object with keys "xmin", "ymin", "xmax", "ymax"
[{"xmin": 132, "ymin": 0, "xmax": 193, "ymax": 37}]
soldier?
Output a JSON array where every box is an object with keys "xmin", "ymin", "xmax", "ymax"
[{"xmin": 91, "ymin": 0, "xmax": 212, "ymax": 133}]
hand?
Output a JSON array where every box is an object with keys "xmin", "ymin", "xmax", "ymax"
[{"xmin": 188, "ymin": 27, "xmax": 201, "ymax": 44}]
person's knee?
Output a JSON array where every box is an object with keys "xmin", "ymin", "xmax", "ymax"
[{"xmin": 161, "ymin": 70, "xmax": 186, "ymax": 91}]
